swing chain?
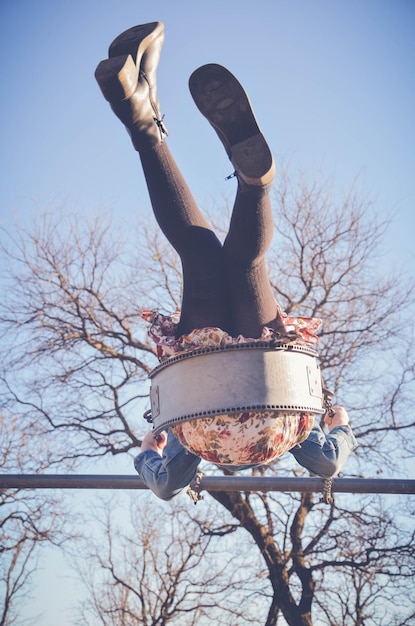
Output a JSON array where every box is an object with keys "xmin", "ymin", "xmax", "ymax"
[
  {"xmin": 320, "ymin": 477, "xmax": 334, "ymax": 505},
  {"xmin": 187, "ymin": 470, "xmax": 204, "ymax": 504},
  {"xmin": 320, "ymin": 384, "xmax": 335, "ymax": 504},
  {"xmin": 323, "ymin": 385, "xmax": 335, "ymax": 418}
]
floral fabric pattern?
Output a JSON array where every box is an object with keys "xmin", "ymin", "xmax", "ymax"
[
  {"xmin": 141, "ymin": 306, "xmax": 321, "ymax": 362},
  {"xmin": 173, "ymin": 411, "xmax": 314, "ymax": 466},
  {"xmin": 142, "ymin": 307, "xmax": 322, "ymax": 466}
]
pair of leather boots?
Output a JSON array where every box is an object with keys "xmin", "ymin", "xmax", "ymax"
[{"xmin": 95, "ymin": 21, "xmax": 275, "ymax": 187}]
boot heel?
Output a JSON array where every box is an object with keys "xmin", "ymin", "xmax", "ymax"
[
  {"xmin": 231, "ymin": 135, "xmax": 275, "ymax": 187},
  {"xmin": 95, "ymin": 54, "xmax": 137, "ymax": 102}
]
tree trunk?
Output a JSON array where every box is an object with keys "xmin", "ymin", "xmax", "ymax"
[{"xmin": 210, "ymin": 490, "xmax": 314, "ymax": 626}]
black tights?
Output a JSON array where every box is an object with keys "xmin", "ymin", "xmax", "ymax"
[{"xmin": 140, "ymin": 142, "xmax": 281, "ymax": 338}]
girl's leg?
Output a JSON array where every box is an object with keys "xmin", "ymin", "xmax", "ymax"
[
  {"xmin": 95, "ymin": 23, "xmax": 233, "ymax": 337},
  {"xmin": 223, "ymin": 181, "xmax": 283, "ymax": 337},
  {"xmin": 189, "ymin": 64, "xmax": 282, "ymax": 337},
  {"xmin": 138, "ymin": 143, "xmax": 234, "ymax": 336}
]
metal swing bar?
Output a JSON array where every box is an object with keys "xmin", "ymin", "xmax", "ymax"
[{"xmin": 1, "ymin": 474, "xmax": 414, "ymax": 494}]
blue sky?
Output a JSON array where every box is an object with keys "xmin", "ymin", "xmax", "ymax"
[
  {"xmin": 1, "ymin": 1, "xmax": 414, "ymax": 623},
  {"xmin": 1, "ymin": 0, "xmax": 414, "ymax": 267}
]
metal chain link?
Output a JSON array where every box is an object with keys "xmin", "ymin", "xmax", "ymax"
[
  {"xmin": 320, "ymin": 477, "xmax": 334, "ymax": 505},
  {"xmin": 322, "ymin": 386, "xmax": 335, "ymax": 418},
  {"xmin": 320, "ymin": 384, "xmax": 335, "ymax": 504},
  {"xmin": 187, "ymin": 471, "xmax": 204, "ymax": 504}
]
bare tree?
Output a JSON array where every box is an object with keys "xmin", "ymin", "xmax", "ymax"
[
  {"xmin": 73, "ymin": 494, "xmax": 262, "ymax": 626},
  {"xmin": 208, "ymin": 489, "xmax": 415, "ymax": 625},
  {"xmin": 0, "ymin": 169, "xmax": 414, "ymax": 624},
  {"xmin": 0, "ymin": 212, "xmax": 157, "ymax": 462},
  {"xmin": 0, "ymin": 414, "xmax": 68, "ymax": 626}
]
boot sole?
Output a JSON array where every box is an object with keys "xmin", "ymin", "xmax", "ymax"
[{"xmin": 189, "ymin": 64, "xmax": 274, "ymax": 185}]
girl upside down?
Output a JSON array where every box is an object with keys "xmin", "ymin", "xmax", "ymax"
[{"xmin": 95, "ymin": 21, "xmax": 357, "ymax": 501}]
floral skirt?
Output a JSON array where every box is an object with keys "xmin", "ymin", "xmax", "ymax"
[{"xmin": 172, "ymin": 410, "xmax": 314, "ymax": 466}]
